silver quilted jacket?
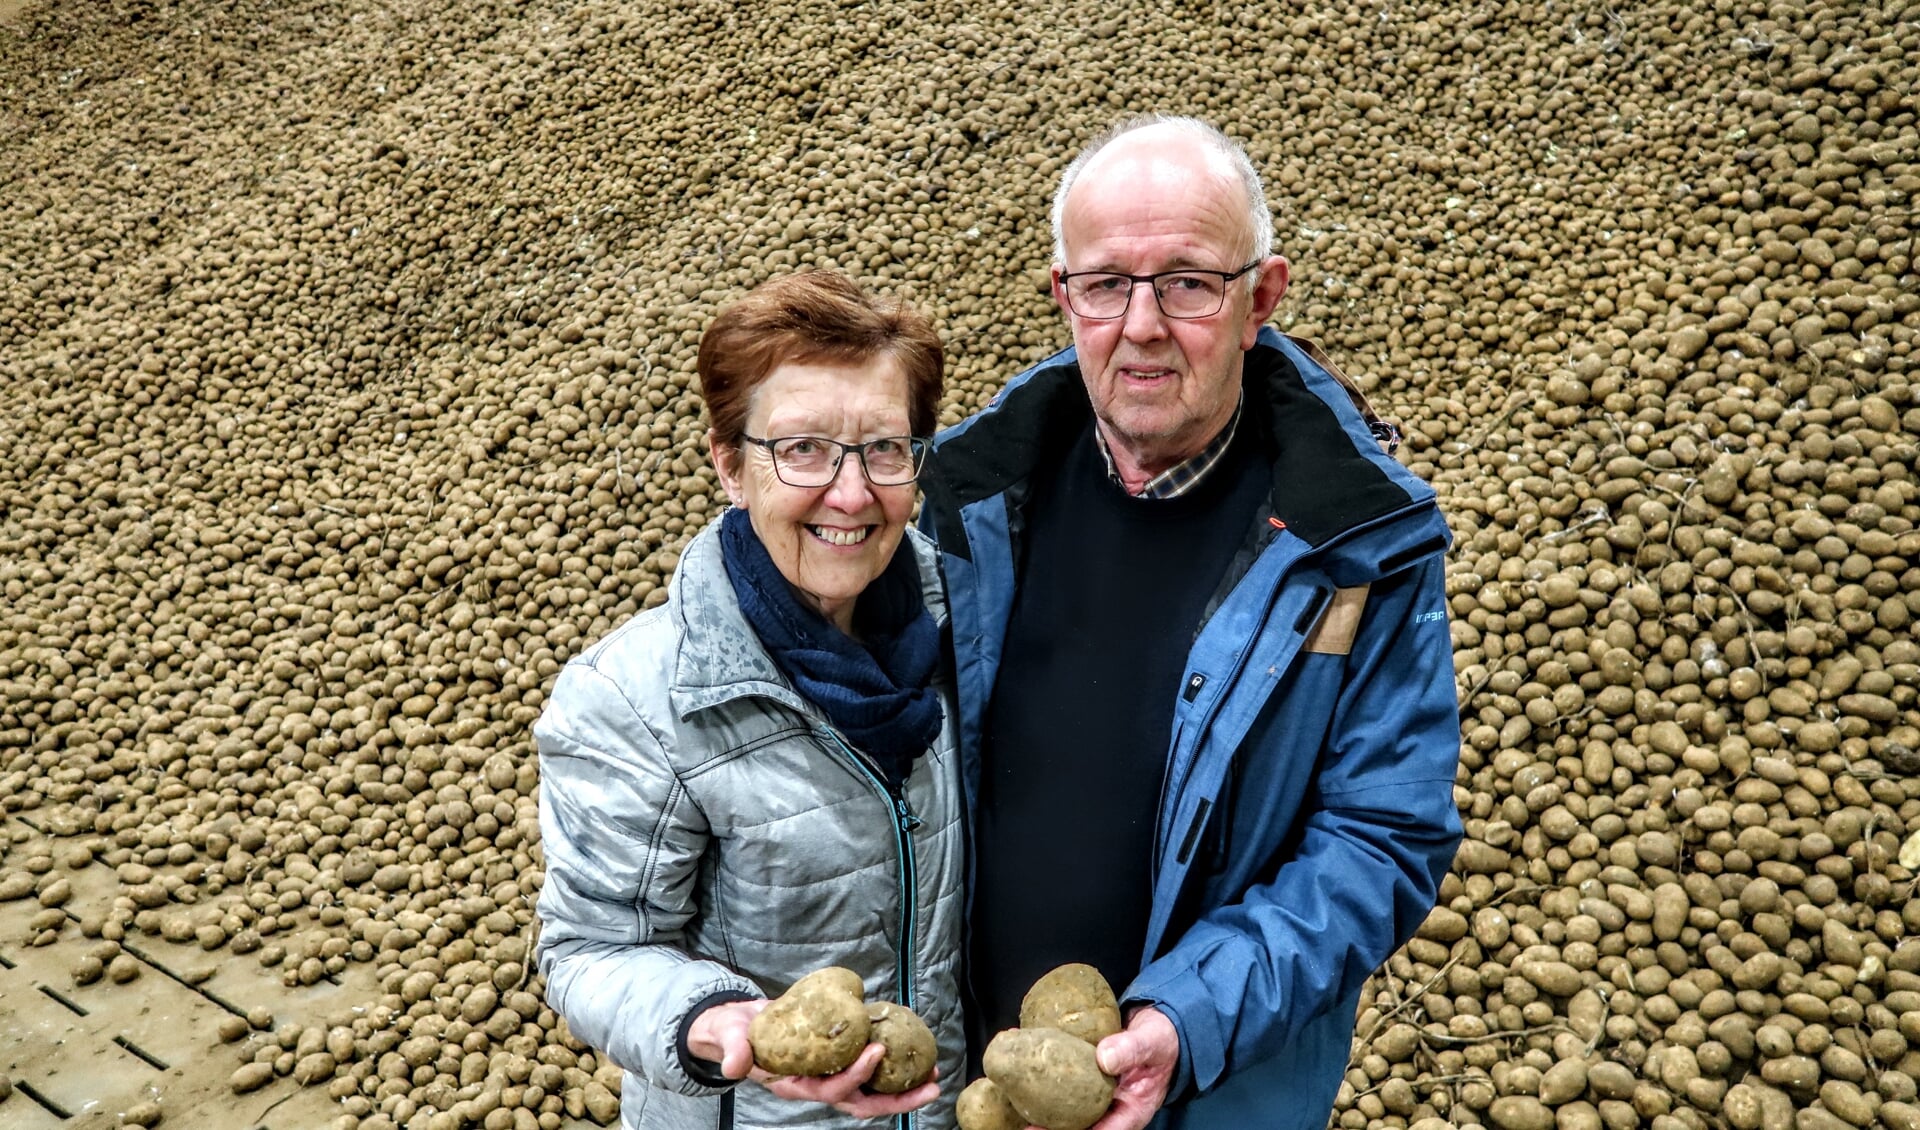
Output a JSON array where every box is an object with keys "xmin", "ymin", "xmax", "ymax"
[{"xmin": 533, "ymin": 519, "xmax": 964, "ymax": 1130}]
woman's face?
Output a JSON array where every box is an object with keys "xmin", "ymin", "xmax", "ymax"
[{"xmin": 712, "ymin": 355, "xmax": 919, "ymax": 634}]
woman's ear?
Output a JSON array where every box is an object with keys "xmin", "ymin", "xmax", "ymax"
[{"xmin": 709, "ymin": 429, "xmax": 747, "ymax": 508}]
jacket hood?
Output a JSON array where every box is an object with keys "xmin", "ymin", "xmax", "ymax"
[{"xmin": 924, "ymin": 328, "xmax": 1439, "ymax": 557}]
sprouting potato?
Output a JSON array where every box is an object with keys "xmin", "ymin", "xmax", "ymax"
[
  {"xmin": 865, "ymin": 1000, "xmax": 937, "ymax": 1093},
  {"xmin": 956, "ymin": 1077, "xmax": 1027, "ymax": 1130},
  {"xmin": 982, "ymin": 1026, "xmax": 1115, "ymax": 1130},
  {"xmin": 1019, "ymin": 962, "xmax": 1121, "ymax": 1046},
  {"xmin": 748, "ymin": 967, "xmax": 872, "ymax": 1077}
]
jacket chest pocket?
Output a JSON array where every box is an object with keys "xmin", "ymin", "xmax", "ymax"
[
  {"xmin": 1186, "ymin": 652, "xmax": 1349, "ymax": 880},
  {"xmin": 1186, "ymin": 769, "xmax": 1238, "ymax": 878}
]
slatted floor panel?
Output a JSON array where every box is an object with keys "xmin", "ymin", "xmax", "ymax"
[
  {"xmin": 1, "ymin": 813, "xmax": 602, "ymax": 1129},
  {"xmin": 0, "ymin": 815, "xmax": 376, "ymax": 1128}
]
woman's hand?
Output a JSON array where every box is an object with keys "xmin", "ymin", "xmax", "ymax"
[
  {"xmin": 762, "ymin": 1043, "xmax": 941, "ymax": 1117},
  {"xmin": 685, "ymin": 998, "xmax": 766, "ymax": 1081},
  {"xmin": 686, "ymin": 1000, "xmax": 941, "ymax": 1117}
]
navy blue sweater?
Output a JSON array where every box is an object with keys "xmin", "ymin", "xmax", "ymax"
[{"xmin": 967, "ymin": 417, "xmax": 1266, "ymax": 1058}]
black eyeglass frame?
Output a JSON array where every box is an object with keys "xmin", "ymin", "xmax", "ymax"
[
  {"xmin": 1057, "ymin": 261, "xmax": 1263, "ymax": 320},
  {"xmin": 738, "ymin": 434, "xmax": 933, "ymax": 488}
]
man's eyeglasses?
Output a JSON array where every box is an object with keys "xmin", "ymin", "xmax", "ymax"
[
  {"xmin": 1058, "ymin": 262, "xmax": 1260, "ymax": 320},
  {"xmin": 740, "ymin": 435, "xmax": 931, "ymax": 488}
]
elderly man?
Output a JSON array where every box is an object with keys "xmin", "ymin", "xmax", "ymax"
[{"xmin": 921, "ymin": 116, "xmax": 1462, "ymax": 1128}]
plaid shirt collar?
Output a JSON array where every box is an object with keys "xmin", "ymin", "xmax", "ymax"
[{"xmin": 1095, "ymin": 394, "xmax": 1245, "ymax": 500}]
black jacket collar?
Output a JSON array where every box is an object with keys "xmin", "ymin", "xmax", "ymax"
[{"xmin": 923, "ymin": 339, "xmax": 1420, "ymax": 553}]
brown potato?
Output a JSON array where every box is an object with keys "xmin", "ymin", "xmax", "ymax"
[
  {"xmin": 1019, "ymin": 963, "xmax": 1121, "ymax": 1046},
  {"xmin": 957, "ymin": 1076, "xmax": 1028, "ymax": 1130},
  {"xmin": 748, "ymin": 966, "xmax": 871, "ymax": 1076},
  {"xmin": 865, "ymin": 1000, "xmax": 936, "ymax": 1093},
  {"xmin": 793, "ymin": 966, "xmax": 866, "ymax": 1000},
  {"xmin": 983, "ymin": 1026, "xmax": 1116, "ymax": 1130}
]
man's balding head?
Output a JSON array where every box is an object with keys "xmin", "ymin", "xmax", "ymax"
[{"xmin": 1050, "ymin": 116, "xmax": 1274, "ymax": 269}]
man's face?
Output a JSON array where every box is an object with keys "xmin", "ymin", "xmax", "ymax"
[{"xmin": 1051, "ymin": 134, "xmax": 1288, "ymax": 472}]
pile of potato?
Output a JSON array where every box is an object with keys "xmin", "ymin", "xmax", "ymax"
[{"xmin": 0, "ymin": 0, "xmax": 1913, "ymax": 1128}]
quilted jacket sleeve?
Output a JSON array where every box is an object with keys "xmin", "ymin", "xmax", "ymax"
[
  {"xmin": 533, "ymin": 660, "xmax": 758, "ymax": 1095},
  {"xmin": 1126, "ymin": 550, "xmax": 1462, "ymax": 1096}
]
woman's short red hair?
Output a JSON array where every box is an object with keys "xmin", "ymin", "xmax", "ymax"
[{"xmin": 697, "ymin": 270, "xmax": 944, "ymax": 465}]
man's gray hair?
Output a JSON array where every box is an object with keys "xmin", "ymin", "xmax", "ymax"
[{"xmin": 1049, "ymin": 115, "xmax": 1275, "ymax": 272}]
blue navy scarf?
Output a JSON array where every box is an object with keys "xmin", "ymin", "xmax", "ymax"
[{"xmin": 719, "ymin": 507, "xmax": 942, "ymax": 791}]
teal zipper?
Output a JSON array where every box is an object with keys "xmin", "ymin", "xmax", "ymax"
[{"xmin": 824, "ymin": 730, "xmax": 922, "ymax": 1130}]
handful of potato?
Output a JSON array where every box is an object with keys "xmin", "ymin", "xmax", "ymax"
[
  {"xmin": 745, "ymin": 966, "xmax": 936, "ymax": 1093},
  {"xmin": 959, "ymin": 963, "xmax": 1121, "ymax": 1130}
]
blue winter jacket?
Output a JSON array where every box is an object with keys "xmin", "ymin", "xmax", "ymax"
[{"xmin": 920, "ymin": 328, "xmax": 1463, "ymax": 1129}]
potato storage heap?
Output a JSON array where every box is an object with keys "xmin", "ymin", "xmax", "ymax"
[{"xmin": 0, "ymin": 0, "xmax": 1916, "ymax": 1129}]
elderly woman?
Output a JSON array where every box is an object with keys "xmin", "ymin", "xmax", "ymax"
[{"xmin": 533, "ymin": 270, "xmax": 962, "ymax": 1128}]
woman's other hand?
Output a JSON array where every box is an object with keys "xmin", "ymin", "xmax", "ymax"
[
  {"xmin": 687, "ymin": 1000, "xmax": 941, "ymax": 1116},
  {"xmin": 762, "ymin": 1044, "xmax": 940, "ymax": 1117}
]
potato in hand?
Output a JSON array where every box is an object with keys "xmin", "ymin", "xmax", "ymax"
[{"xmin": 747, "ymin": 967, "xmax": 871, "ymax": 1076}]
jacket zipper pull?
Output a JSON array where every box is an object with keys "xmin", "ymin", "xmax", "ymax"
[{"xmin": 894, "ymin": 793, "xmax": 923, "ymax": 831}]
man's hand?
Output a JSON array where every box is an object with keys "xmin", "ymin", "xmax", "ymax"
[
  {"xmin": 686, "ymin": 999, "xmax": 940, "ymax": 1118},
  {"xmin": 1085, "ymin": 1006, "xmax": 1179, "ymax": 1130}
]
